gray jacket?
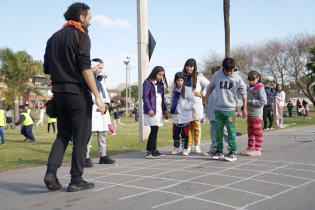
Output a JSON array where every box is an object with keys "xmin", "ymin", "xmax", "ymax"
[
  {"xmin": 247, "ymin": 83, "xmax": 267, "ymax": 119},
  {"xmin": 208, "ymin": 69, "xmax": 247, "ymax": 112}
]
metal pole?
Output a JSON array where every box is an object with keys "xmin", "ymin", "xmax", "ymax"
[
  {"xmin": 124, "ymin": 57, "xmax": 130, "ymax": 116},
  {"xmin": 137, "ymin": 0, "xmax": 149, "ymax": 141}
]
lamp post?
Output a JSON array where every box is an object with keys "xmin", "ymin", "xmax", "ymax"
[{"xmin": 123, "ymin": 56, "xmax": 131, "ymax": 116}]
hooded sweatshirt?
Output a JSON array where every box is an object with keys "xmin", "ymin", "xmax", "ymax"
[
  {"xmin": 208, "ymin": 69, "xmax": 247, "ymax": 112},
  {"xmin": 247, "ymin": 83, "xmax": 267, "ymax": 119}
]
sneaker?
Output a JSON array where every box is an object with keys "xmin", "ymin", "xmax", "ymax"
[
  {"xmin": 182, "ymin": 149, "xmax": 189, "ymax": 156},
  {"xmin": 203, "ymin": 150, "xmax": 215, "ymax": 157},
  {"xmin": 145, "ymin": 151, "xmax": 154, "ymax": 159},
  {"xmin": 187, "ymin": 146, "xmax": 192, "ymax": 154},
  {"xmin": 152, "ymin": 150, "xmax": 165, "ymax": 158},
  {"xmin": 67, "ymin": 180, "xmax": 95, "ymax": 192},
  {"xmin": 240, "ymin": 149, "xmax": 257, "ymax": 156},
  {"xmin": 99, "ymin": 156, "xmax": 115, "ymax": 164},
  {"xmin": 84, "ymin": 158, "xmax": 94, "ymax": 168},
  {"xmin": 211, "ymin": 150, "xmax": 224, "ymax": 160},
  {"xmin": 171, "ymin": 147, "xmax": 181, "ymax": 155},
  {"xmin": 195, "ymin": 145, "xmax": 202, "ymax": 154},
  {"xmin": 224, "ymin": 151, "xmax": 237, "ymax": 162},
  {"xmin": 44, "ymin": 172, "xmax": 62, "ymax": 191}
]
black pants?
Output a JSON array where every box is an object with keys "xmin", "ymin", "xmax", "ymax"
[
  {"xmin": 48, "ymin": 122, "xmax": 56, "ymax": 133},
  {"xmin": 173, "ymin": 123, "xmax": 189, "ymax": 149},
  {"xmin": 146, "ymin": 126, "xmax": 159, "ymax": 152},
  {"xmin": 21, "ymin": 125, "xmax": 35, "ymax": 141},
  {"xmin": 47, "ymin": 92, "xmax": 92, "ymax": 184},
  {"xmin": 263, "ymin": 105, "xmax": 273, "ymax": 129}
]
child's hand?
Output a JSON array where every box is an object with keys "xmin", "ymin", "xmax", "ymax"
[
  {"xmin": 242, "ymin": 110, "xmax": 248, "ymax": 118},
  {"xmin": 148, "ymin": 110, "xmax": 155, "ymax": 117},
  {"xmin": 194, "ymin": 91, "xmax": 203, "ymax": 97}
]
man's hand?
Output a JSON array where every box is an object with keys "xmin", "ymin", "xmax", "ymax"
[{"xmin": 95, "ymin": 96, "xmax": 106, "ymax": 114}]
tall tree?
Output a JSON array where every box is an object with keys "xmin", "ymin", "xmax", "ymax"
[
  {"xmin": 223, "ymin": 0, "xmax": 230, "ymax": 58},
  {"xmin": 306, "ymin": 46, "xmax": 315, "ymax": 106},
  {"xmin": 0, "ymin": 48, "xmax": 42, "ymax": 121}
]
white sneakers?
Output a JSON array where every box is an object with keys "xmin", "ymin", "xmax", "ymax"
[
  {"xmin": 195, "ymin": 145, "xmax": 202, "ymax": 154},
  {"xmin": 182, "ymin": 149, "xmax": 189, "ymax": 156},
  {"xmin": 240, "ymin": 149, "xmax": 262, "ymax": 156},
  {"xmin": 171, "ymin": 147, "xmax": 181, "ymax": 155}
]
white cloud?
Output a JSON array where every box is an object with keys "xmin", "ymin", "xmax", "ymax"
[{"xmin": 93, "ymin": 15, "xmax": 131, "ymax": 29}]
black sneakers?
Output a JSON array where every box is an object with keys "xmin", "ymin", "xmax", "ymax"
[
  {"xmin": 67, "ymin": 180, "xmax": 95, "ymax": 192},
  {"xmin": 44, "ymin": 172, "xmax": 62, "ymax": 191},
  {"xmin": 84, "ymin": 158, "xmax": 94, "ymax": 168},
  {"xmin": 99, "ymin": 156, "xmax": 115, "ymax": 164},
  {"xmin": 145, "ymin": 150, "xmax": 165, "ymax": 159},
  {"xmin": 211, "ymin": 150, "xmax": 224, "ymax": 160},
  {"xmin": 224, "ymin": 151, "xmax": 237, "ymax": 162}
]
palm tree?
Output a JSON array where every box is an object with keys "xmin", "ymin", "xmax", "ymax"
[
  {"xmin": 0, "ymin": 48, "xmax": 42, "ymax": 122},
  {"xmin": 223, "ymin": 0, "xmax": 230, "ymax": 58}
]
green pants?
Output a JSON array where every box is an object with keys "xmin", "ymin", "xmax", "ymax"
[{"xmin": 215, "ymin": 110, "xmax": 236, "ymax": 152}]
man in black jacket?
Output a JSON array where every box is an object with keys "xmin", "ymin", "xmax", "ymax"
[{"xmin": 43, "ymin": 2, "xmax": 106, "ymax": 192}]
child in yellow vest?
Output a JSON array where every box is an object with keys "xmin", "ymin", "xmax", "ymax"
[
  {"xmin": 15, "ymin": 105, "xmax": 35, "ymax": 142},
  {"xmin": 47, "ymin": 116, "xmax": 57, "ymax": 133},
  {"xmin": 0, "ymin": 106, "xmax": 6, "ymax": 145}
]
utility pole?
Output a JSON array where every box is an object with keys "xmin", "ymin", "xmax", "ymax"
[
  {"xmin": 123, "ymin": 56, "xmax": 131, "ymax": 116},
  {"xmin": 137, "ymin": 0, "xmax": 149, "ymax": 141}
]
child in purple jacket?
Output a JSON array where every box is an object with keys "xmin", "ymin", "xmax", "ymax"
[{"xmin": 142, "ymin": 66, "xmax": 168, "ymax": 158}]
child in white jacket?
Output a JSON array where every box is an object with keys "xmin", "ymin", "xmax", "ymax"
[
  {"xmin": 170, "ymin": 72, "xmax": 194, "ymax": 156},
  {"xmin": 85, "ymin": 58, "xmax": 115, "ymax": 167}
]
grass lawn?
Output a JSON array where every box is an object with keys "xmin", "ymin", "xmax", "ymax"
[{"xmin": 0, "ymin": 111, "xmax": 314, "ymax": 172}]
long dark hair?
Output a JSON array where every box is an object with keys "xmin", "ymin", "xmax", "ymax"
[
  {"xmin": 64, "ymin": 2, "xmax": 90, "ymax": 21},
  {"xmin": 147, "ymin": 66, "xmax": 168, "ymax": 88},
  {"xmin": 182, "ymin": 58, "xmax": 197, "ymax": 90},
  {"xmin": 173, "ymin": 72, "xmax": 186, "ymax": 98},
  {"xmin": 248, "ymin": 70, "xmax": 262, "ymax": 83}
]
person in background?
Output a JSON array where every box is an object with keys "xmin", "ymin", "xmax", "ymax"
[
  {"xmin": 5, "ymin": 108, "xmax": 13, "ymax": 129},
  {"xmin": 263, "ymin": 82, "xmax": 275, "ymax": 130},
  {"xmin": 287, "ymin": 100, "xmax": 294, "ymax": 117},
  {"xmin": 0, "ymin": 105, "xmax": 6, "ymax": 145},
  {"xmin": 274, "ymin": 84, "xmax": 285, "ymax": 128},
  {"xmin": 15, "ymin": 105, "xmax": 35, "ymax": 142},
  {"xmin": 296, "ymin": 99, "xmax": 302, "ymax": 116},
  {"xmin": 37, "ymin": 106, "xmax": 46, "ymax": 126},
  {"xmin": 47, "ymin": 116, "xmax": 56, "ymax": 133}
]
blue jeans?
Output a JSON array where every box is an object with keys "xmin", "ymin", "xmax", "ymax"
[{"xmin": 0, "ymin": 126, "xmax": 5, "ymax": 144}]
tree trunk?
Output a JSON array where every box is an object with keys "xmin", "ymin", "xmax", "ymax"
[
  {"xmin": 224, "ymin": 0, "xmax": 230, "ymax": 58},
  {"xmin": 14, "ymin": 95, "xmax": 19, "ymax": 127}
]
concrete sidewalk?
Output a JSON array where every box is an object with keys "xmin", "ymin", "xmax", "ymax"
[{"xmin": 0, "ymin": 125, "xmax": 315, "ymax": 210}]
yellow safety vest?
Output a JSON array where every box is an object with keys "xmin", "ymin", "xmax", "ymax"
[
  {"xmin": 0, "ymin": 109, "xmax": 5, "ymax": 126},
  {"xmin": 47, "ymin": 116, "xmax": 56, "ymax": 123},
  {"xmin": 21, "ymin": 112, "xmax": 33, "ymax": 126}
]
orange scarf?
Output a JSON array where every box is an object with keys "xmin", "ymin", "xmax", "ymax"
[{"xmin": 63, "ymin": 20, "xmax": 85, "ymax": 33}]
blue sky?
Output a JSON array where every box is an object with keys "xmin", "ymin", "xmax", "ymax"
[{"xmin": 1, "ymin": 0, "xmax": 315, "ymax": 88}]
